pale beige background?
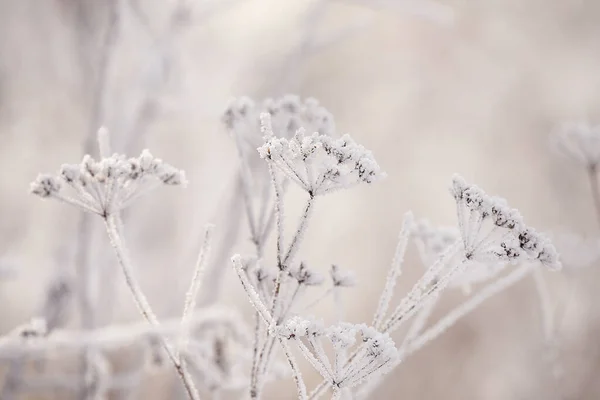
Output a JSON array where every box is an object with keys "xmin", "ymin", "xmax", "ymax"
[{"xmin": 1, "ymin": 0, "xmax": 600, "ymax": 399}]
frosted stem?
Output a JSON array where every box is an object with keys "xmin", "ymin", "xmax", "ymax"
[
  {"xmin": 405, "ymin": 263, "xmax": 534, "ymax": 356},
  {"xmin": 180, "ymin": 224, "xmax": 214, "ymax": 353},
  {"xmin": 372, "ymin": 212, "xmax": 413, "ymax": 330},
  {"xmin": 587, "ymin": 165, "xmax": 600, "ymax": 229},
  {"xmin": 103, "ymin": 214, "xmax": 200, "ymax": 400},
  {"xmin": 279, "ymin": 339, "xmax": 308, "ymax": 400},
  {"xmin": 283, "ymin": 195, "xmax": 315, "ymax": 266}
]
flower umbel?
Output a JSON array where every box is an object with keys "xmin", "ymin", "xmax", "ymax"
[
  {"xmin": 258, "ymin": 113, "xmax": 385, "ymax": 196},
  {"xmin": 276, "ymin": 317, "xmax": 398, "ymax": 393},
  {"xmin": 451, "ymin": 175, "xmax": 561, "ymax": 270},
  {"xmin": 30, "ymin": 149, "xmax": 187, "ymax": 217}
]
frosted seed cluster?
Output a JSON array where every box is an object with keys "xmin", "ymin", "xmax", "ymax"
[
  {"xmin": 30, "ymin": 150, "xmax": 187, "ymax": 216},
  {"xmin": 451, "ymin": 175, "xmax": 561, "ymax": 270},
  {"xmin": 258, "ymin": 113, "xmax": 385, "ymax": 196}
]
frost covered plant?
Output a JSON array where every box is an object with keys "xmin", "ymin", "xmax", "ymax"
[
  {"xmin": 30, "ymin": 129, "xmax": 204, "ymax": 400},
  {"xmin": 277, "ymin": 317, "xmax": 398, "ymax": 399},
  {"xmin": 222, "ymin": 96, "xmax": 336, "ymax": 259},
  {"xmin": 258, "ymin": 113, "xmax": 385, "ymax": 196},
  {"xmin": 30, "ymin": 139, "xmax": 187, "ymax": 217},
  {"xmin": 228, "ymin": 109, "xmax": 387, "ymax": 399},
  {"xmin": 451, "ymin": 175, "xmax": 561, "ymax": 270}
]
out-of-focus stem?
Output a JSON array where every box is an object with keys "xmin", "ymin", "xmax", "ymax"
[{"xmin": 587, "ymin": 165, "xmax": 600, "ymax": 229}]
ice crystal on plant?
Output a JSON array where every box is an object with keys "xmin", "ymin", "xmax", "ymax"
[
  {"xmin": 30, "ymin": 148, "xmax": 187, "ymax": 216},
  {"xmin": 451, "ymin": 175, "xmax": 561, "ymax": 270},
  {"xmin": 258, "ymin": 113, "xmax": 385, "ymax": 196},
  {"xmin": 277, "ymin": 317, "xmax": 398, "ymax": 392}
]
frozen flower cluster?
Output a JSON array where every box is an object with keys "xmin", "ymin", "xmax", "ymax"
[
  {"xmin": 552, "ymin": 122, "xmax": 600, "ymax": 167},
  {"xmin": 451, "ymin": 175, "xmax": 561, "ymax": 270},
  {"xmin": 30, "ymin": 150, "xmax": 187, "ymax": 216},
  {"xmin": 258, "ymin": 113, "xmax": 385, "ymax": 196},
  {"xmin": 277, "ymin": 317, "xmax": 398, "ymax": 392}
]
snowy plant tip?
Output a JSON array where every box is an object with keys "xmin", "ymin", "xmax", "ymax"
[
  {"xmin": 30, "ymin": 148, "xmax": 187, "ymax": 216},
  {"xmin": 257, "ymin": 113, "xmax": 385, "ymax": 196},
  {"xmin": 450, "ymin": 174, "xmax": 562, "ymax": 270}
]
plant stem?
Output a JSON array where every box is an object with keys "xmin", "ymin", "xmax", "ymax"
[
  {"xmin": 405, "ymin": 263, "xmax": 534, "ymax": 356},
  {"xmin": 587, "ymin": 165, "xmax": 600, "ymax": 229},
  {"xmin": 103, "ymin": 214, "xmax": 200, "ymax": 400}
]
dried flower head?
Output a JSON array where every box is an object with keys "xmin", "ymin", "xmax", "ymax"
[
  {"xmin": 451, "ymin": 175, "xmax": 561, "ymax": 270},
  {"xmin": 31, "ymin": 148, "xmax": 187, "ymax": 217},
  {"xmin": 258, "ymin": 113, "xmax": 385, "ymax": 196},
  {"xmin": 552, "ymin": 122, "xmax": 600, "ymax": 167}
]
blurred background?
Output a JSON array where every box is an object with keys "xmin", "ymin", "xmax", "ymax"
[{"xmin": 2, "ymin": 0, "xmax": 600, "ymax": 399}]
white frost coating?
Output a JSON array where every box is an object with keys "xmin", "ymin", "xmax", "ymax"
[
  {"xmin": 258, "ymin": 115, "xmax": 385, "ymax": 196},
  {"xmin": 451, "ymin": 174, "xmax": 562, "ymax": 270},
  {"xmin": 30, "ymin": 147, "xmax": 187, "ymax": 216}
]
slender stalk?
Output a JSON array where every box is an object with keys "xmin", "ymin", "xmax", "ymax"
[
  {"xmin": 310, "ymin": 246, "xmax": 464, "ymax": 400},
  {"xmin": 103, "ymin": 213, "xmax": 200, "ymax": 400},
  {"xmin": 587, "ymin": 165, "xmax": 600, "ymax": 229},
  {"xmin": 405, "ymin": 263, "xmax": 534, "ymax": 356},
  {"xmin": 283, "ymin": 195, "xmax": 315, "ymax": 266},
  {"xmin": 255, "ymin": 195, "xmax": 316, "ymax": 393},
  {"xmin": 372, "ymin": 212, "xmax": 413, "ymax": 330},
  {"xmin": 180, "ymin": 224, "xmax": 215, "ymax": 353},
  {"xmin": 279, "ymin": 339, "xmax": 308, "ymax": 400}
]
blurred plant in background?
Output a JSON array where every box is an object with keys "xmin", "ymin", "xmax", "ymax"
[{"xmin": 3, "ymin": 0, "xmax": 600, "ymax": 399}]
